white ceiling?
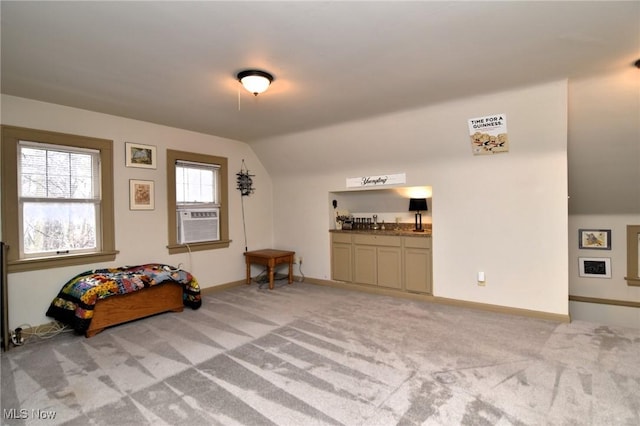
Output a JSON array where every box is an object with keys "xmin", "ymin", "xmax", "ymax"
[{"xmin": 1, "ymin": 1, "xmax": 639, "ymax": 214}]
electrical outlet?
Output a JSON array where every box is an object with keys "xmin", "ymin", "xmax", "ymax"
[
  {"xmin": 477, "ymin": 271, "xmax": 486, "ymax": 286},
  {"xmin": 299, "ymin": 256, "xmax": 303, "ymax": 264}
]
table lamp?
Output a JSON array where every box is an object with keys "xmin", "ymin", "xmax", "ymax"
[{"xmin": 409, "ymin": 198, "xmax": 428, "ymax": 232}]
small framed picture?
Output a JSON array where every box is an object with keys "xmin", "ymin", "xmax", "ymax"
[
  {"xmin": 125, "ymin": 142, "xmax": 156, "ymax": 169},
  {"xmin": 578, "ymin": 257, "xmax": 611, "ymax": 278},
  {"xmin": 578, "ymin": 229, "xmax": 611, "ymax": 250},
  {"xmin": 129, "ymin": 179, "xmax": 154, "ymax": 210}
]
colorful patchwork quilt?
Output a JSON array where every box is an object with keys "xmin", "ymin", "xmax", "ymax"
[{"xmin": 46, "ymin": 263, "xmax": 201, "ymax": 334}]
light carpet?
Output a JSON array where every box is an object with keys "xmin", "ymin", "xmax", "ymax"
[{"xmin": 1, "ymin": 281, "xmax": 639, "ymax": 425}]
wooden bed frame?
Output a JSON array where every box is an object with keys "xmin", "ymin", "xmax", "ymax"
[{"xmin": 85, "ymin": 282, "xmax": 184, "ymax": 337}]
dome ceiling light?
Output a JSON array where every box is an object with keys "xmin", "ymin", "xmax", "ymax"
[{"xmin": 237, "ymin": 70, "xmax": 274, "ymax": 96}]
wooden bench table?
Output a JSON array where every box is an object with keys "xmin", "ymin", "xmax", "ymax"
[{"xmin": 244, "ymin": 249, "xmax": 295, "ymax": 290}]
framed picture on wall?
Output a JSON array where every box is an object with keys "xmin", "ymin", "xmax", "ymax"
[
  {"xmin": 578, "ymin": 257, "xmax": 611, "ymax": 278},
  {"xmin": 578, "ymin": 229, "xmax": 611, "ymax": 250},
  {"xmin": 129, "ymin": 179, "xmax": 154, "ymax": 210},
  {"xmin": 125, "ymin": 142, "xmax": 157, "ymax": 169}
]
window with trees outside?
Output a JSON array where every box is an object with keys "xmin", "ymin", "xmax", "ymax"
[
  {"xmin": 1, "ymin": 126, "xmax": 117, "ymax": 272},
  {"xmin": 166, "ymin": 149, "xmax": 229, "ymax": 254}
]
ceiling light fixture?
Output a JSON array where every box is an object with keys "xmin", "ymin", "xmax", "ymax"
[{"xmin": 237, "ymin": 70, "xmax": 273, "ymax": 96}]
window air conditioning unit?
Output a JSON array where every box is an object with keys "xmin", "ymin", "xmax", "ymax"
[{"xmin": 178, "ymin": 209, "xmax": 219, "ymax": 244}]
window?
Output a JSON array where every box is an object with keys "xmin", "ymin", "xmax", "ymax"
[
  {"xmin": 1, "ymin": 126, "xmax": 117, "ymax": 272},
  {"xmin": 176, "ymin": 160, "xmax": 219, "ymax": 207},
  {"xmin": 166, "ymin": 150, "xmax": 229, "ymax": 254},
  {"xmin": 19, "ymin": 141, "xmax": 101, "ymax": 257}
]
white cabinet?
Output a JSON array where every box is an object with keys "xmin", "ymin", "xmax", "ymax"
[
  {"xmin": 353, "ymin": 244, "xmax": 377, "ymax": 285},
  {"xmin": 353, "ymin": 235, "xmax": 402, "ymax": 289},
  {"xmin": 331, "ymin": 232, "xmax": 431, "ymax": 294},
  {"xmin": 404, "ymin": 237, "xmax": 432, "ymax": 293},
  {"xmin": 377, "ymin": 246, "xmax": 402, "ymax": 289},
  {"xmin": 331, "ymin": 233, "xmax": 352, "ymax": 282}
]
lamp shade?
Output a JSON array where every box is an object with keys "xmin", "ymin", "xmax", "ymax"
[
  {"xmin": 408, "ymin": 198, "xmax": 428, "ymax": 212},
  {"xmin": 237, "ymin": 70, "xmax": 273, "ymax": 96}
]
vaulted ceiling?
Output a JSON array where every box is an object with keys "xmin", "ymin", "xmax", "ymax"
[{"xmin": 2, "ymin": 1, "xmax": 639, "ymax": 214}]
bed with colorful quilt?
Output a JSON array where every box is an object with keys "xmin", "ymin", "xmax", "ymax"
[{"xmin": 46, "ymin": 263, "xmax": 201, "ymax": 337}]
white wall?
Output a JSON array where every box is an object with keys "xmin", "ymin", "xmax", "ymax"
[
  {"xmin": 566, "ymin": 68, "xmax": 640, "ymax": 328},
  {"xmin": 254, "ymin": 81, "xmax": 569, "ymax": 316},
  {"xmin": 567, "ymin": 68, "xmax": 640, "ymax": 215},
  {"xmin": 569, "ymin": 214, "xmax": 640, "ymax": 328},
  {"xmin": 1, "ymin": 95, "xmax": 273, "ymax": 329},
  {"xmin": 1, "ymin": 80, "xmax": 573, "ymax": 328}
]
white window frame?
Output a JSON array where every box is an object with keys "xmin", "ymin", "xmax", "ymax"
[
  {"xmin": 18, "ymin": 141, "xmax": 103, "ymax": 258},
  {"xmin": 166, "ymin": 149, "xmax": 229, "ymax": 254},
  {"xmin": 1, "ymin": 125, "xmax": 117, "ymax": 272},
  {"xmin": 175, "ymin": 159, "xmax": 220, "ymax": 209}
]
